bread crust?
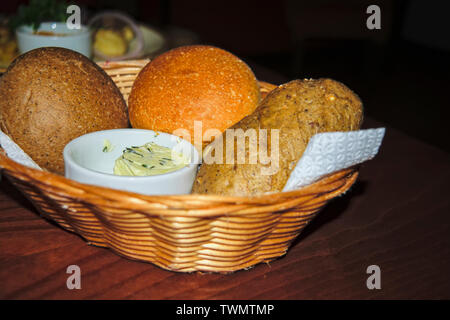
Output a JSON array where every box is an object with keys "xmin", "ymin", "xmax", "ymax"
[
  {"xmin": 192, "ymin": 78, "xmax": 363, "ymax": 196},
  {"xmin": 128, "ymin": 45, "xmax": 261, "ymax": 146},
  {"xmin": 0, "ymin": 47, "xmax": 129, "ymax": 174}
]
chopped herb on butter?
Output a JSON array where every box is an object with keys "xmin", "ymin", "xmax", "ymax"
[
  {"xmin": 113, "ymin": 142, "xmax": 189, "ymax": 176},
  {"xmin": 103, "ymin": 139, "xmax": 114, "ymax": 152}
]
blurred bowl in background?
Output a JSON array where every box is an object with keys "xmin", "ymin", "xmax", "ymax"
[
  {"xmin": 89, "ymin": 11, "xmax": 144, "ymax": 61},
  {"xmin": 89, "ymin": 11, "xmax": 167, "ymax": 61},
  {"xmin": 16, "ymin": 22, "xmax": 91, "ymax": 57}
]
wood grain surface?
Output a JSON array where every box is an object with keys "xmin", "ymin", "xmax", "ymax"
[{"xmin": 0, "ymin": 117, "xmax": 449, "ymax": 300}]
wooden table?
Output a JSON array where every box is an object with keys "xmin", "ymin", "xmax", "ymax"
[{"xmin": 0, "ymin": 116, "xmax": 449, "ymax": 300}]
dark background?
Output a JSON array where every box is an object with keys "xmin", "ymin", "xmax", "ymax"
[{"xmin": 2, "ymin": 0, "xmax": 449, "ymax": 151}]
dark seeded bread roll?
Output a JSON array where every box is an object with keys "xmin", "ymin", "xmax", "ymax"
[
  {"xmin": 192, "ymin": 78, "xmax": 363, "ymax": 196},
  {"xmin": 0, "ymin": 47, "xmax": 129, "ymax": 174}
]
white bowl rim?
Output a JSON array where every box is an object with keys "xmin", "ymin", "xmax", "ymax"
[
  {"xmin": 16, "ymin": 22, "xmax": 91, "ymax": 37},
  {"xmin": 63, "ymin": 128, "xmax": 200, "ymax": 180}
]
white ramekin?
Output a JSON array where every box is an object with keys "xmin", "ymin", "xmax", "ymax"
[{"xmin": 63, "ymin": 129, "xmax": 200, "ymax": 195}]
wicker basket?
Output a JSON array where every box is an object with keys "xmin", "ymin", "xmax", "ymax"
[{"xmin": 0, "ymin": 59, "xmax": 358, "ymax": 273}]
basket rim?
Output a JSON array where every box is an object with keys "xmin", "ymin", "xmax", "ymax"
[
  {"xmin": 0, "ymin": 150, "xmax": 357, "ymax": 214},
  {"xmin": 95, "ymin": 59, "xmax": 278, "ymax": 94}
]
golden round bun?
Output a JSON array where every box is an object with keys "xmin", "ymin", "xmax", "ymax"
[
  {"xmin": 0, "ymin": 47, "xmax": 129, "ymax": 174},
  {"xmin": 128, "ymin": 45, "xmax": 261, "ymax": 146}
]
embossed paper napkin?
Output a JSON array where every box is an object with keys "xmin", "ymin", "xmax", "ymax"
[
  {"xmin": 283, "ymin": 128, "xmax": 385, "ymax": 191},
  {"xmin": 0, "ymin": 130, "xmax": 41, "ymax": 170}
]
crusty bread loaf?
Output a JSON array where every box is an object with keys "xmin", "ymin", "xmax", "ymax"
[
  {"xmin": 128, "ymin": 45, "xmax": 261, "ymax": 147},
  {"xmin": 0, "ymin": 47, "xmax": 129, "ymax": 174},
  {"xmin": 192, "ymin": 78, "xmax": 363, "ymax": 196}
]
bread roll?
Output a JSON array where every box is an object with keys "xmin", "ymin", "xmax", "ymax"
[
  {"xmin": 0, "ymin": 47, "xmax": 129, "ymax": 174},
  {"xmin": 128, "ymin": 45, "xmax": 261, "ymax": 147},
  {"xmin": 192, "ymin": 79, "xmax": 363, "ymax": 196}
]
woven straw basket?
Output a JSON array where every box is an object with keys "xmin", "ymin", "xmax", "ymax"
[{"xmin": 0, "ymin": 59, "xmax": 358, "ymax": 273}]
